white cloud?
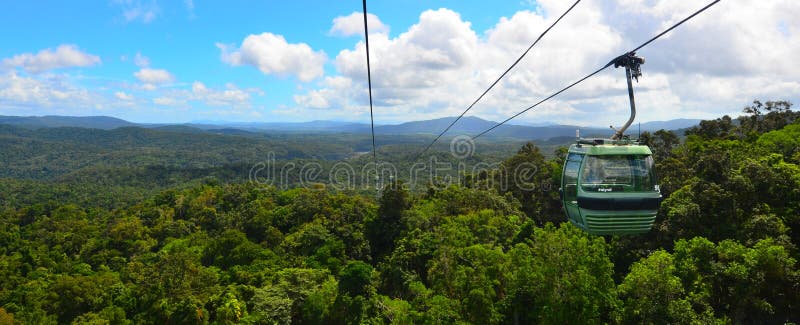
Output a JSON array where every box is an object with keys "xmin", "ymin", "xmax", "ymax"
[
  {"xmin": 217, "ymin": 32, "xmax": 327, "ymax": 82},
  {"xmin": 151, "ymin": 81, "xmax": 256, "ymax": 108},
  {"xmin": 153, "ymin": 96, "xmax": 185, "ymax": 106},
  {"xmin": 184, "ymin": 0, "xmax": 196, "ymax": 18},
  {"xmin": 2, "ymin": 44, "xmax": 101, "ymax": 73},
  {"xmin": 134, "ymin": 52, "xmax": 150, "ymax": 68},
  {"xmin": 134, "ymin": 68, "xmax": 174, "ymax": 84},
  {"xmin": 330, "ymin": 12, "xmax": 389, "ymax": 37},
  {"xmin": 0, "ymin": 71, "xmax": 94, "ymax": 108},
  {"xmin": 115, "ymin": 91, "xmax": 134, "ymax": 101},
  {"xmin": 300, "ymin": 8, "xmax": 561, "ymax": 120},
  {"xmin": 330, "ymin": 8, "xmax": 482, "ymax": 108},
  {"xmin": 0, "ymin": 66, "xmax": 259, "ymax": 119},
  {"xmin": 617, "ymin": 0, "xmax": 799, "ymax": 77},
  {"xmin": 191, "ymin": 81, "xmax": 252, "ymax": 106},
  {"xmin": 292, "ymin": 0, "xmax": 800, "ymax": 126},
  {"xmin": 114, "ymin": 0, "xmax": 159, "ymax": 23},
  {"xmin": 293, "ymin": 76, "xmax": 355, "ymax": 109},
  {"xmin": 191, "ymin": 81, "xmax": 206, "ymax": 93}
]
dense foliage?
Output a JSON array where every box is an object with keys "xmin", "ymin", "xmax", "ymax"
[
  {"xmin": 0, "ymin": 125, "xmax": 533, "ymax": 209},
  {"xmin": 0, "ymin": 100, "xmax": 798, "ymax": 323}
]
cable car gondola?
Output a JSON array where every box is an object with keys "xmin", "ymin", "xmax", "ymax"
[
  {"xmin": 560, "ymin": 53, "xmax": 661, "ymax": 235},
  {"xmin": 561, "ymin": 138, "xmax": 661, "ymax": 235}
]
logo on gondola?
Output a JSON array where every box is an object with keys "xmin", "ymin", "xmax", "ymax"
[{"xmin": 598, "ymin": 187, "xmax": 613, "ymax": 192}]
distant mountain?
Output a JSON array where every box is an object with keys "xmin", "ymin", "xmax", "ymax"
[
  {"xmin": 205, "ymin": 128, "xmax": 263, "ymax": 137},
  {"xmin": 242, "ymin": 121, "xmax": 371, "ymax": 133},
  {"xmin": 185, "ymin": 116, "xmax": 698, "ymax": 139},
  {"xmin": 0, "ymin": 115, "xmax": 135, "ymax": 130},
  {"xmin": 150, "ymin": 125, "xmax": 207, "ymax": 134},
  {"xmin": 376, "ymin": 116, "xmax": 494, "ymax": 135},
  {"xmin": 517, "ymin": 121, "xmax": 558, "ymax": 127},
  {"xmin": 187, "ymin": 120, "xmax": 371, "ymax": 133},
  {"xmin": 639, "ymin": 119, "xmax": 701, "ymax": 131},
  {"xmin": 374, "ymin": 116, "xmax": 613, "ymax": 140},
  {"xmin": 0, "ymin": 115, "xmax": 699, "ymax": 140}
]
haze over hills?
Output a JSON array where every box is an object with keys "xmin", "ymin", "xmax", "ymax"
[{"xmin": 0, "ymin": 114, "xmax": 700, "ymax": 140}]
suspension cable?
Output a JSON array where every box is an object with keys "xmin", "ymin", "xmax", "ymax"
[
  {"xmin": 412, "ymin": 0, "xmax": 583, "ymax": 161},
  {"xmin": 362, "ymin": 0, "xmax": 379, "ymax": 190},
  {"xmin": 473, "ymin": 64, "xmax": 610, "ymax": 139},
  {"xmin": 472, "ymin": 0, "xmax": 722, "ymax": 140}
]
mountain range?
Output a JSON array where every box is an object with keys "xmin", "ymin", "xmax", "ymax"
[
  {"xmin": 0, "ymin": 115, "xmax": 700, "ymax": 141},
  {"xmin": 0, "ymin": 115, "xmax": 136, "ymax": 130}
]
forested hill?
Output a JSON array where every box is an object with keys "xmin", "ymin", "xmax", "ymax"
[
  {"xmin": 0, "ymin": 115, "xmax": 135, "ymax": 129},
  {"xmin": 0, "ymin": 100, "xmax": 799, "ymax": 323},
  {"xmin": 0, "ymin": 125, "xmax": 362, "ymax": 189},
  {"xmin": 0, "ymin": 114, "xmax": 700, "ymax": 139},
  {"xmin": 0, "ymin": 124, "xmax": 529, "ymax": 209}
]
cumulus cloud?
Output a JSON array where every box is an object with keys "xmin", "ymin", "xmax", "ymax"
[
  {"xmin": 2, "ymin": 44, "xmax": 101, "ymax": 73},
  {"xmin": 293, "ymin": 76, "xmax": 355, "ymax": 109},
  {"xmin": 115, "ymin": 91, "xmax": 134, "ymax": 101},
  {"xmin": 134, "ymin": 52, "xmax": 150, "ymax": 68},
  {"xmin": 293, "ymin": 0, "xmax": 800, "ymax": 126},
  {"xmin": 184, "ymin": 0, "xmax": 196, "ymax": 19},
  {"xmin": 153, "ymin": 96, "xmax": 184, "ymax": 106},
  {"xmin": 0, "ymin": 71, "xmax": 94, "ymax": 108},
  {"xmin": 300, "ymin": 7, "xmax": 575, "ymax": 120},
  {"xmin": 610, "ymin": 0, "xmax": 800, "ymax": 78},
  {"xmin": 331, "ymin": 8, "xmax": 482, "ymax": 104},
  {"xmin": 217, "ymin": 32, "xmax": 327, "ymax": 82},
  {"xmin": 152, "ymin": 81, "xmax": 256, "ymax": 108},
  {"xmin": 114, "ymin": 0, "xmax": 159, "ymax": 23},
  {"xmin": 330, "ymin": 12, "xmax": 389, "ymax": 37},
  {"xmin": 191, "ymin": 81, "xmax": 252, "ymax": 106},
  {"xmin": 0, "ymin": 66, "xmax": 257, "ymax": 119},
  {"xmin": 134, "ymin": 68, "xmax": 174, "ymax": 84}
]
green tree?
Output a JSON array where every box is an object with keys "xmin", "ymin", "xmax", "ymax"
[
  {"xmin": 685, "ymin": 115, "xmax": 737, "ymax": 139},
  {"xmin": 368, "ymin": 180, "xmax": 410, "ymax": 261},
  {"xmin": 504, "ymin": 223, "xmax": 619, "ymax": 324},
  {"xmin": 757, "ymin": 123, "xmax": 800, "ymax": 163},
  {"xmin": 332, "ymin": 261, "xmax": 375, "ymax": 323},
  {"xmin": 210, "ymin": 290, "xmax": 244, "ymax": 324},
  {"xmin": 618, "ymin": 250, "xmax": 716, "ymax": 323},
  {"xmin": 473, "ymin": 143, "xmax": 560, "ymax": 224},
  {"xmin": 673, "ymin": 237, "xmax": 800, "ymax": 323},
  {"xmin": 245, "ymin": 268, "xmax": 335, "ymax": 324},
  {"xmin": 338, "ymin": 261, "xmax": 374, "ymax": 297},
  {"xmin": 46, "ymin": 273, "xmax": 122, "ymax": 324},
  {"xmin": 126, "ymin": 242, "xmax": 219, "ymax": 323},
  {"xmin": 639, "ymin": 129, "xmax": 680, "ymax": 161},
  {"xmin": 202, "ymin": 229, "xmax": 274, "ymax": 270},
  {"xmin": 740, "ymin": 100, "xmax": 796, "ymax": 135}
]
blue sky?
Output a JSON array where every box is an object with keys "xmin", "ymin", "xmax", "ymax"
[{"xmin": 1, "ymin": 0, "xmax": 798, "ymax": 125}]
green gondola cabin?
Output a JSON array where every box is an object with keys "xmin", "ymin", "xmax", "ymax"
[{"xmin": 560, "ymin": 139, "xmax": 661, "ymax": 235}]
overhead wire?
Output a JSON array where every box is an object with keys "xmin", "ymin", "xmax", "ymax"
[
  {"xmin": 412, "ymin": 0, "xmax": 583, "ymax": 161},
  {"xmin": 362, "ymin": 0, "xmax": 379, "ymax": 190},
  {"xmin": 472, "ymin": 0, "xmax": 722, "ymax": 140}
]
